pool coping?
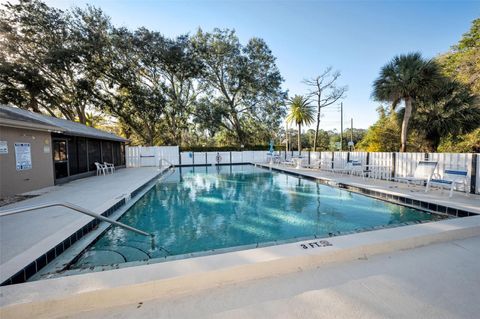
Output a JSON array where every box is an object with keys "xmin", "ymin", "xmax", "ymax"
[
  {"xmin": 0, "ymin": 167, "xmax": 170, "ymax": 286},
  {"xmin": 1, "ymin": 214, "xmax": 480, "ymax": 319}
]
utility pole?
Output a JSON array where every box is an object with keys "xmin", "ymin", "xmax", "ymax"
[
  {"xmin": 340, "ymin": 102, "xmax": 343, "ymax": 151},
  {"xmin": 350, "ymin": 118, "xmax": 353, "ymax": 143},
  {"xmin": 285, "ymin": 121, "xmax": 289, "ymax": 152},
  {"xmin": 350, "ymin": 118, "xmax": 354, "ymax": 151}
]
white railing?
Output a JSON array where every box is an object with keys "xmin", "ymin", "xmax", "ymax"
[{"xmin": 125, "ymin": 147, "xmax": 480, "ymax": 194}]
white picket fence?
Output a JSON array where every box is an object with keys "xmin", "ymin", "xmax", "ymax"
[{"xmin": 125, "ymin": 146, "xmax": 480, "ymax": 194}]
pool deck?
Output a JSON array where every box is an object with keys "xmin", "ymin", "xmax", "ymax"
[
  {"xmin": 66, "ymin": 235, "xmax": 480, "ymax": 319},
  {"xmin": 0, "ymin": 167, "xmax": 162, "ymax": 284}
]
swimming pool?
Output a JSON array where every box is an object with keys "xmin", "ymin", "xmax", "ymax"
[{"xmin": 71, "ymin": 164, "xmax": 444, "ymax": 269}]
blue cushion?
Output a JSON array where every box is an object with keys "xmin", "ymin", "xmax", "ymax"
[
  {"xmin": 430, "ymin": 179, "xmax": 453, "ymax": 184},
  {"xmin": 445, "ymin": 170, "xmax": 467, "ymax": 176}
]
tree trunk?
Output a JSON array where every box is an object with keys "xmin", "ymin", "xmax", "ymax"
[
  {"xmin": 298, "ymin": 123, "xmax": 302, "ymax": 155},
  {"xmin": 232, "ymin": 110, "xmax": 244, "ymax": 146},
  {"xmin": 400, "ymin": 97, "xmax": 413, "ymax": 152},
  {"xmin": 75, "ymin": 106, "xmax": 87, "ymax": 124},
  {"xmin": 313, "ymin": 106, "xmax": 321, "ymax": 152},
  {"xmin": 28, "ymin": 97, "xmax": 41, "ymax": 114}
]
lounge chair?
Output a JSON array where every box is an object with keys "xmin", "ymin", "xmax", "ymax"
[
  {"xmin": 326, "ymin": 160, "xmax": 362, "ymax": 175},
  {"xmin": 426, "ymin": 169, "xmax": 468, "ymax": 197},
  {"xmin": 94, "ymin": 162, "xmax": 107, "ymax": 176},
  {"xmin": 280, "ymin": 158, "xmax": 295, "ymax": 166},
  {"xmin": 349, "ymin": 161, "xmax": 368, "ymax": 179},
  {"xmin": 304, "ymin": 159, "xmax": 321, "ymax": 169},
  {"xmin": 104, "ymin": 162, "xmax": 115, "ymax": 174},
  {"xmin": 393, "ymin": 161, "xmax": 437, "ymax": 186}
]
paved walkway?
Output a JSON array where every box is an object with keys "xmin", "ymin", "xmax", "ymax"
[
  {"xmin": 0, "ymin": 167, "xmax": 160, "ymax": 281},
  {"xmin": 65, "ymin": 235, "xmax": 480, "ymax": 319}
]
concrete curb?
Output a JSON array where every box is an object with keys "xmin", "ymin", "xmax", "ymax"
[{"xmin": 2, "ymin": 215, "xmax": 479, "ymax": 319}]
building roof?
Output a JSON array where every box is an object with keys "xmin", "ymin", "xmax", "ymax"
[{"xmin": 0, "ymin": 105, "xmax": 128, "ymax": 142}]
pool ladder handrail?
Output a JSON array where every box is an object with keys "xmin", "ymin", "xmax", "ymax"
[
  {"xmin": 159, "ymin": 158, "xmax": 174, "ymax": 169},
  {"xmin": 0, "ymin": 202, "xmax": 151, "ymax": 237}
]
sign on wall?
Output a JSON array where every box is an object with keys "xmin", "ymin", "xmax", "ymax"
[
  {"xmin": 0, "ymin": 141, "xmax": 7, "ymax": 154},
  {"xmin": 15, "ymin": 143, "xmax": 32, "ymax": 170}
]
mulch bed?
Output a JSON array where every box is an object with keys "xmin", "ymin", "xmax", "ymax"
[{"xmin": 0, "ymin": 195, "xmax": 38, "ymax": 207}]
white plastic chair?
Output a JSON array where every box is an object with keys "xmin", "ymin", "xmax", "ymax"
[
  {"xmin": 304, "ymin": 159, "xmax": 321, "ymax": 169},
  {"xmin": 426, "ymin": 169, "xmax": 468, "ymax": 197},
  {"xmin": 349, "ymin": 161, "xmax": 367, "ymax": 179},
  {"xmin": 393, "ymin": 161, "xmax": 437, "ymax": 186},
  {"xmin": 104, "ymin": 162, "xmax": 115, "ymax": 174},
  {"xmin": 94, "ymin": 162, "xmax": 107, "ymax": 176},
  {"xmin": 280, "ymin": 159, "xmax": 295, "ymax": 166},
  {"xmin": 327, "ymin": 160, "xmax": 362, "ymax": 176}
]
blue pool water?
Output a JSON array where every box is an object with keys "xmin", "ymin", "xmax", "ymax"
[{"xmin": 72, "ymin": 165, "xmax": 444, "ymax": 268}]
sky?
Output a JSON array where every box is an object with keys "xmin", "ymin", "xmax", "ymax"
[{"xmin": 9, "ymin": 0, "xmax": 480, "ymax": 131}]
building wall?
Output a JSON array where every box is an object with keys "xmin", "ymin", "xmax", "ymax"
[{"xmin": 0, "ymin": 126, "xmax": 54, "ymax": 198}]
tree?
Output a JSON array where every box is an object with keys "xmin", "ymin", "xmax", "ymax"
[
  {"xmin": 372, "ymin": 52, "xmax": 442, "ymax": 152},
  {"xmin": 95, "ymin": 27, "xmax": 168, "ymax": 146},
  {"xmin": 356, "ymin": 107, "xmax": 401, "ymax": 152},
  {"xmin": 0, "ymin": 1, "xmax": 111, "ymax": 123},
  {"xmin": 139, "ymin": 32, "xmax": 203, "ymax": 145},
  {"xmin": 438, "ymin": 128, "xmax": 480, "ymax": 153},
  {"xmin": 438, "ymin": 18, "xmax": 480, "ymax": 94},
  {"xmin": 411, "ymin": 79, "xmax": 480, "ymax": 151},
  {"xmin": 342, "ymin": 128, "xmax": 367, "ymax": 150},
  {"xmin": 286, "ymin": 95, "xmax": 315, "ymax": 154},
  {"xmin": 191, "ymin": 28, "xmax": 286, "ymax": 146},
  {"xmin": 304, "ymin": 67, "xmax": 347, "ymax": 151}
]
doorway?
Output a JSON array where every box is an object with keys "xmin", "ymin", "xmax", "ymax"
[{"xmin": 53, "ymin": 139, "xmax": 69, "ymax": 180}]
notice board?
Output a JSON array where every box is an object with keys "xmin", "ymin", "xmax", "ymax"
[{"xmin": 15, "ymin": 143, "xmax": 32, "ymax": 170}]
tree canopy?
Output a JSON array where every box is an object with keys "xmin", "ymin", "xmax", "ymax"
[
  {"xmin": 0, "ymin": 0, "xmax": 286, "ymax": 147},
  {"xmin": 286, "ymin": 95, "xmax": 315, "ymax": 153},
  {"xmin": 372, "ymin": 52, "xmax": 442, "ymax": 152},
  {"xmin": 362, "ymin": 19, "xmax": 480, "ymax": 153},
  {"xmin": 1, "ymin": 1, "xmax": 478, "ymax": 152}
]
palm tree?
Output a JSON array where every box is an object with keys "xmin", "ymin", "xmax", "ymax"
[
  {"xmin": 286, "ymin": 95, "xmax": 315, "ymax": 154},
  {"xmin": 413, "ymin": 79, "xmax": 480, "ymax": 151},
  {"xmin": 372, "ymin": 52, "xmax": 441, "ymax": 152}
]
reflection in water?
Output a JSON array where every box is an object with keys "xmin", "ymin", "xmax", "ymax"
[{"xmin": 74, "ymin": 165, "xmax": 444, "ymax": 268}]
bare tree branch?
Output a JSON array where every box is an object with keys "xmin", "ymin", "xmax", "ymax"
[{"xmin": 303, "ymin": 68, "xmax": 348, "ymax": 151}]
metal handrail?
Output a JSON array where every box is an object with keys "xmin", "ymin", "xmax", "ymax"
[
  {"xmin": 0, "ymin": 202, "xmax": 151, "ymax": 237},
  {"xmin": 159, "ymin": 158, "xmax": 174, "ymax": 168}
]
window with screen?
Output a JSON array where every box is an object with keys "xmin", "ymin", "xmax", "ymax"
[
  {"xmin": 102, "ymin": 141, "xmax": 113, "ymax": 163},
  {"xmin": 88, "ymin": 139, "xmax": 101, "ymax": 171},
  {"xmin": 67, "ymin": 137, "xmax": 78, "ymax": 175},
  {"xmin": 77, "ymin": 137, "xmax": 88, "ymax": 173}
]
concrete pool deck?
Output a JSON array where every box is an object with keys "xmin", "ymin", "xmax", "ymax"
[
  {"xmin": 65, "ymin": 235, "xmax": 480, "ymax": 319},
  {"xmin": 0, "ymin": 167, "xmax": 162, "ymax": 284},
  {"xmin": 1, "ymin": 214, "xmax": 479, "ymax": 318}
]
